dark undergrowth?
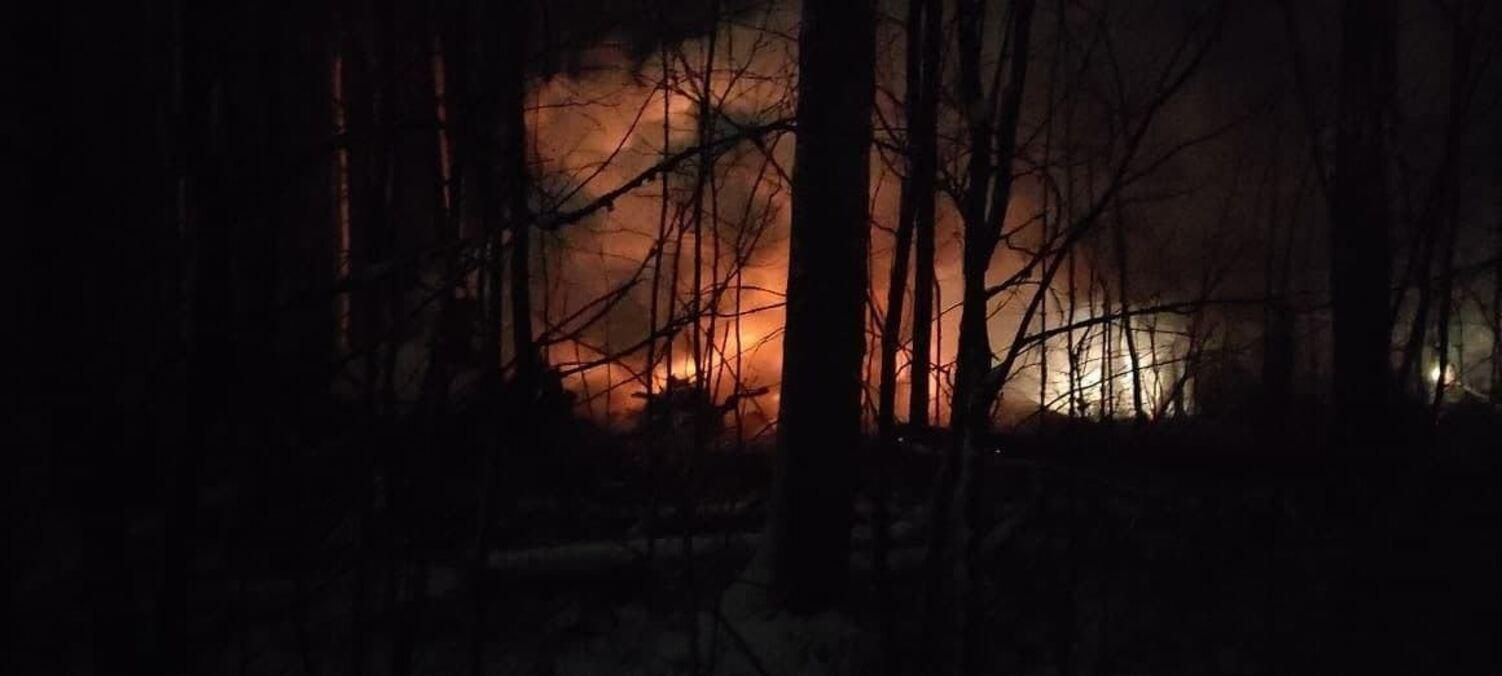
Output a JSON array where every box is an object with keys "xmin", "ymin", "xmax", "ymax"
[{"xmin": 11, "ymin": 401, "xmax": 1502, "ymax": 674}]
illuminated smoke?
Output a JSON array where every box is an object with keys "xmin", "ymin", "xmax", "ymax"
[{"xmin": 524, "ymin": 5, "xmax": 1194, "ymax": 434}]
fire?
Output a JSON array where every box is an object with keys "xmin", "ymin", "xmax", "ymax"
[
  {"xmin": 524, "ymin": 8, "xmax": 1138, "ymax": 433},
  {"xmin": 528, "ymin": 12, "xmax": 799, "ymax": 431},
  {"xmin": 1038, "ymin": 330, "xmax": 1191, "ymax": 420}
]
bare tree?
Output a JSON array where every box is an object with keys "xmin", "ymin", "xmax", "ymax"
[
  {"xmin": 1427, "ymin": 0, "xmax": 1487, "ymax": 417},
  {"xmin": 909, "ymin": 0, "xmax": 944, "ymax": 430},
  {"xmin": 1494, "ymin": 119, "xmax": 1502, "ymax": 402},
  {"xmin": 1328, "ymin": 0, "xmax": 1395, "ymax": 442},
  {"xmin": 504, "ymin": 2, "xmax": 539, "ymax": 388}
]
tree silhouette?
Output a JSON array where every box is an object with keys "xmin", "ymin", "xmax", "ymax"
[{"xmin": 766, "ymin": 0, "xmax": 877, "ymax": 612}]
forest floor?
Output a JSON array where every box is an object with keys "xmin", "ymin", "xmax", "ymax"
[
  {"xmin": 12, "ymin": 404, "xmax": 1502, "ymax": 674},
  {"xmin": 460, "ymin": 407, "xmax": 1502, "ymax": 675}
]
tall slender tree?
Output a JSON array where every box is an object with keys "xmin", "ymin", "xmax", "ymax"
[
  {"xmin": 925, "ymin": 0, "xmax": 1036, "ymax": 578},
  {"xmin": 1493, "ymin": 119, "xmax": 1502, "ymax": 403},
  {"xmin": 909, "ymin": 0, "xmax": 944, "ymax": 430},
  {"xmin": 878, "ymin": 0, "xmax": 928, "ymax": 447},
  {"xmin": 949, "ymin": 0, "xmax": 1037, "ymax": 440},
  {"xmin": 1428, "ymin": 0, "xmax": 1485, "ymax": 417},
  {"xmin": 875, "ymin": 0, "xmax": 941, "ymax": 662},
  {"xmin": 1329, "ymin": 0, "xmax": 1395, "ymax": 442},
  {"xmin": 503, "ymin": 0, "xmax": 538, "ymax": 387}
]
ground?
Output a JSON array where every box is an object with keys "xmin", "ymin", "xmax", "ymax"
[{"xmin": 10, "ymin": 407, "xmax": 1502, "ymax": 674}]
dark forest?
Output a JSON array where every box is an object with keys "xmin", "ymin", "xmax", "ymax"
[{"xmin": 9, "ymin": 0, "xmax": 1502, "ymax": 673}]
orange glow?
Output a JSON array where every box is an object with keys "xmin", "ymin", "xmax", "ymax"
[
  {"xmin": 1023, "ymin": 308, "xmax": 1193, "ymax": 420},
  {"xmin": 521, "ymin": 11, "xmax": 1125, "ymax": 433},
  {"xmin": 526, "ymin": 14, "xmax": 799, "ymax": 434}
]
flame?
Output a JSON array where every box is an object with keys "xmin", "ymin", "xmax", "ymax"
[
  {"xmin": 1033, "ymin": 319, "xmax": 1192, "ymax": 420},
  {"xmin": 528, "ymin": 13, "xmax": 799, "ymax": 431},
  {"xmin": 522, "ymin": 10, "xmax": 1124, "ymax": 433}
]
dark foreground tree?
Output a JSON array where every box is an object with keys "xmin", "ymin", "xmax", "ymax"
[
  {"xmin": 766, "ymin": 0, "xmax": 876, "ymax": 611},
  {"xmin": 1329, "ymin": 0, "xmax": 1395, "ymax": 444}
]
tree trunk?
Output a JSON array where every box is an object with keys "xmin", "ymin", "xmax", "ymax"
[
  {"xmin": 1262, "ymin": 158, "xmax": 1302, "ymax": 422},
  {"xmin": 767, "ymin": 0, "xmax": 875, "ymax": 612},
  {"xmin": 908, "ymin": 0, "xmax": 943, "ymax": 430},
  {"xmin": 950, "ymin": 0, "xmax": 1037, "ymax": 437},
  {"xmin": 1493, "ymin": 121, "xmax": 1502, "ymax": 402},
  {"xmin": 1429, "ymin": 6, "xmax": 1479, "ymax": 417},
  {"xmin": 929, "ymin": 0, "xmax": 1036, "ymax": 670},
  {"xmin": 876, "ymin": 1, "xmax": 937, "ymax": 667},
  {"xmin": 1329, "ymin": 0, "xmax": 1395, "ymax": 444},
  {"xmin": 501, "ymin": 1, "xmax": 537, "ymax": 384},
  {"xmin": 1111, "ymin": 201, "xmax": 1145, "ymax": 423},
  {"xmin": 877, "ymin": 0, "xmax": 924, "ymax": 449},
  {"xmin": 949, "ymin": 0, "xmax": 996, "ymax": 443}
]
